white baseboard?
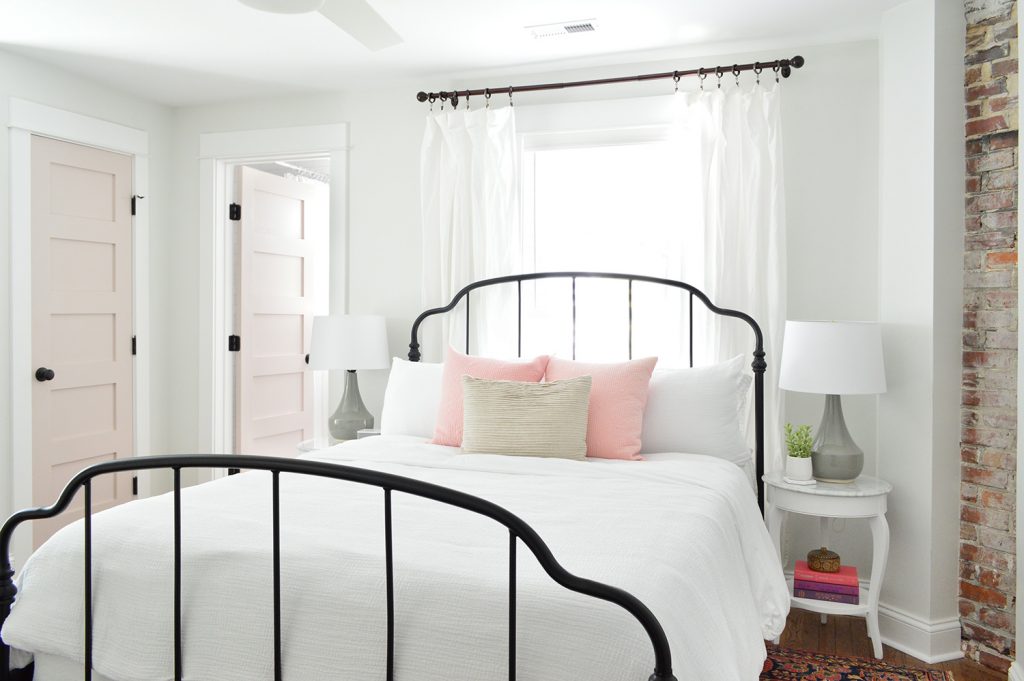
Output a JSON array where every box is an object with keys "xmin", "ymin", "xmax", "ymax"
[
  {"xmin": 782, "ymin": 570, "xmax": 963, "ymax": 664},
  {"xmin": 876, "ymin": 604, "xmax": 963, "ymax": 663}
]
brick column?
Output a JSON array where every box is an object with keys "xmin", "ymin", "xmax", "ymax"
[{"xmin": 961, "ymin": 0, "xmax": 1018, "ymax": 672}]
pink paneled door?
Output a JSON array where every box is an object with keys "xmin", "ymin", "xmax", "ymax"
[
  {"xmin": 31, "ymin": 135, "xmax": 135, "ymax": 547},
  {"xmin": 236, "ymin": 167, "xmax": 324, "ymax": 456}
]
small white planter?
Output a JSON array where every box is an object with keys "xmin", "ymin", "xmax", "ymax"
[{"xmin": 786, "ymin": 456, "xmax": 813, "ymax": 482}]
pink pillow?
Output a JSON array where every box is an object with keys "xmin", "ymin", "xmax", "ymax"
[
  {"xmin": 432, "ymin": 347, "xmax": 549, "ymax": 447},
  {"xmin": 545, "ymin": 356, "xmax": 658, "ymax": 460}
]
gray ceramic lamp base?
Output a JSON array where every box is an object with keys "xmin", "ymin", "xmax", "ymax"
[
  {"xmin": 811, "ymin": 394, "xmax": 864, "ymax": 483},
  {"xmin": 329, "ymin": 370, "xmax": 374, "ymax": 442}
]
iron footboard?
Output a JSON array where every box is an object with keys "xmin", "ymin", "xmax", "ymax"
[{"xmin": 0, "ymin": 455, "xmax": 678, "ymax": 681}]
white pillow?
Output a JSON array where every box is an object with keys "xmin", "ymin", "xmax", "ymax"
[
  {"xmin": 640, "ymin": 354, "xmax": 752, "ymax": 463},
  {"xmin": 379, "ymin": 358, "xmax": 444, "ymax": 438}
]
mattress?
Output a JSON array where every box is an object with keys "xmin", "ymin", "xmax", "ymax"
[{"xmin": 4, "ymin": 436, "xmax": 788, "ymax": 681}]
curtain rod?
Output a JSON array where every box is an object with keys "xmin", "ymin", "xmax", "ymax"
[{"xmin": 416, "ymin": 55, "xmax": 804, "ymax": 107}]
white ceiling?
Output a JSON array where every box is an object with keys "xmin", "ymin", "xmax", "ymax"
[{"xmin": 1, "ymin": 0, "xmax": 906, "ymax": 107}]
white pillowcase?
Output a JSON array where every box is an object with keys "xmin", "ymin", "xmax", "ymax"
[
  {"xmin": 640, "ymin": 354, "xmax": 753, "ymax": 463},
  {"xmin": 379, "ymin": 358, "xmax": 444, "ymax": 438}
]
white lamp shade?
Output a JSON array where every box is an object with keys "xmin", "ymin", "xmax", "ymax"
[
  {"xmin": 779, "ymin": 321, "xmax": 887, "ymax": 395},
  {"xmin": 309, "ymin": 315, "xmax": 389, "ymax": 371}
]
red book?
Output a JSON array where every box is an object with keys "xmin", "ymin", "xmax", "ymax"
[
  {"xmin": 794, "ymin": 579, "xmax": 859, "ymax": 596},
  {"xmin": 794, "ymin": 588, "xmax": 859, "ymax": 605},
  {"xmin": 794, "ymin": 560, "xmax": 858, "ymax": 587}
]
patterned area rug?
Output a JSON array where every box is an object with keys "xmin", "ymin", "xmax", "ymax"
[{"xmin": 762, "ymin": 647, "xmax": 954, "ymax": 680}]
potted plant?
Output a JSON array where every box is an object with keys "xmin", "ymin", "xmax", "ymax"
[{"xmin": 785, "ymin": 423, "xmax": 814, "ymax": 482}]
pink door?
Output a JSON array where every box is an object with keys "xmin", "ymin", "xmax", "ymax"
[
  {"xmin": 31, "ymin": 135, "xmax": 135, "ymax": 546},
  {"xmin": 236, "ymin": 167, "xmax": 325, "ymax": 456}
]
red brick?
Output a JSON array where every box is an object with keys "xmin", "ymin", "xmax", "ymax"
[
  {"xmin": 986, "ymin": 250, "xmax": 1018, "ymax": 267},
  {"xmin": 966, "ymin": 65, "xmax": 984, "ymax": 85},
  {"xmin": 961, "ymin": 580, "xmax": 1009, "ymax": 608},
  {"xmin": 965, "ymin": 189, "xmax": 1015, "ymax": 213},
  {"xmin": 961, "ymin": 464, "xmax": 1011, "ymax": 487},
  {"xmin": 968, "ymin": 81, "xmax": 1008, "ymax": 102},
  {"xmin": 961, "ymin": 598, "xmax": 978, "ymax": 618},
  {"xmin": 979, "ymin": 210, "xmax": 1017, "ymax": 229},
  {"xmin": 977, "ymin": 649, "xmax": 1013, "ymax": 673},
  {"xmin": 980, "ymin": 488, "xmax": 1013, "ymax": 510},
  {"xmin": 967, "ymin": 175, "xmax": 982, "ymax": 192},
  {"xmin": 988, "ymin": 130, "xmax": 1018, "ymax": 149},
  {"xmin": 967, "ymin": 102, "xmax": 984, "ymax": 119},
  {"xmin": 988, "ymin": 94, "xmax": 1016, "ymax": 112},
  {"xmin": 967, "ymin": 115, "xmax": 1009, "ymax": 137},
  {"xmin": 967, "ymin": 43, "xmax": 1011, "ymax": 66},
  {"xmin": 981, "ymin": 167, "xmax": 1017, "ymax": 190},
  {"xmin": 991, "ymin": 58, "xmax": 1018, "ymax": 77},
  {"xmin": 967, "ymin": 148, "xmax": 1014, "ymax": 173},
  {"xmin": 967, "ymin": 138, "xmax": 985, "ymax": 155}
]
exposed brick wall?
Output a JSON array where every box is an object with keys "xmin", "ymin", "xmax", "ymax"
[{"xmin": 961, "ymin": 0, "xmax": 1018, "ymax": 672}]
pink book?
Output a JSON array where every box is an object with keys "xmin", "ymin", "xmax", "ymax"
[
  {"xmin": 794, "ymin": 579, "xmax": 859, "ymax": 596},
  {"xmin": 794, "ymin": 560, "xmax": 859, "ymax": 587},
  {"xmin": 794, "ymin": 588, "xmax": 859, "ymax": 605}
]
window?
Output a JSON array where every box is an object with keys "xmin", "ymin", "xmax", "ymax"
[{"xmin": 518, "ymin": 129, "xmax": 707, "ymax": 366}]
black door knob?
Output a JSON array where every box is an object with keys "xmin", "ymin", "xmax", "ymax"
[{"xmin": 35, "ymin": 367, "xmax": 55, "ymax": 382}]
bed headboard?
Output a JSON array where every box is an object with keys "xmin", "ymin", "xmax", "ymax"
[{"xmin": 407, "ymin": 271, "xmax": 767, "ymax": 512}]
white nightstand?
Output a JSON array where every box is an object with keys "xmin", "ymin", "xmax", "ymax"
[
  {"xmin": 356, "ymin": 428, "xmax": 380, "ymax": 439},
  {"xmin": 762, "ymin": 471, "xmax": 893, "ymax": 659}
]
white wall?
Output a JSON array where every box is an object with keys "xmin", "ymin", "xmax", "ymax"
[
  {"xmin": 166, "ymin": 40, "xmax": 880, "ymax": 447},
  {"xmin": 875, "ymin": 0, "xmax": 963, "ymax": 661},
  {"xmin": 0, "ymin": 49, "xmax": 175, "ymax": 523}
]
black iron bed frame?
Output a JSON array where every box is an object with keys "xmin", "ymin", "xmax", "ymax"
[{"xmin": 0, "ymin": 271, "xmax": 765, "ymax": 681}]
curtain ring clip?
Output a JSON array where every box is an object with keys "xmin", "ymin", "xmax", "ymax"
[
  {"xmin": 698, "ymin": 67, "xmax": 706, "ymax": 90},
  {"xmin": 753, "ymin": 62, "xmax": 763, "ymax": 85},
  {"xmin": 732, "ymin": 64, "xmax": 741, "ymax": 87},
  {"xmin": 715, "ymin": 66, "xmax": 723, "ymax": 89},
  {"xmin": 672, "ymin": 70, "xmax": 680, "ymax": 94},
  {"xmin": 484, "ymin": 88, "xmax": 491, "ymax": 108},
  {"xmin": 508, "ymin": 86, "xmax": 514, "ymax": 107}
]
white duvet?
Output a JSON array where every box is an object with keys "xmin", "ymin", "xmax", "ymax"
[{"xmin": 4, "ymin": 436, "xmax": 788, "ymax": 681}]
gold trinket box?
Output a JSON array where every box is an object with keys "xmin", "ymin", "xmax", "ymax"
[{"xmin": 807, "ymin": 546, "xmax": 840, "ymax": 573}]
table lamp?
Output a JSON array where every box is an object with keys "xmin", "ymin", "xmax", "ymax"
[
  {"xmin": 779, "ymin": 321, "xmax": 886, "ymax": 482},
  {"xmin": 309, "ymin": 315, "xmax": 389, "ymax": 441}
]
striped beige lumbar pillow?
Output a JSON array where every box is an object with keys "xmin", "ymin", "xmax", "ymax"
[{"xmin": 461, "ymin": 375, "xmax": 592, "ymax": 459}]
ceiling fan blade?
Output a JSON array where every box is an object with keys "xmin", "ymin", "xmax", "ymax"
[{"xmin": 319, "ymin": 0, "xmax": 403, "ymax": 51}]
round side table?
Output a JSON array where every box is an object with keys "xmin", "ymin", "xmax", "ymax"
[{"xmin": 762, "ymin": 471, "xmax": 893, "ymax": 659}]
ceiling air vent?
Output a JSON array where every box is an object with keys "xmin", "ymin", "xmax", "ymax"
[{"xmin": 527, "ymin": 19, "xmax": 598, "ymax": 39}]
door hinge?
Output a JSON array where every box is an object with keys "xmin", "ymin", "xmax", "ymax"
[
  {"xmin": 132, "ymin": 335, "xmax": 137, "ymax": 356},
  {"xmin": 131, "ymin": 194, "xmax": 144, "ymax": 216},
  {"xmin": 228, "ymin": 468, "xmax": 240, "ymax": 476},
  {"xmin": 229, "ymin": 203, "xmax": 241, "ymax": 221},
  {"xmin": 228, "ymin": 334, "xmax": 241, "ymax": 352},
  {"xmin": 132, "ymin": 475, "xmax": 139, "ymax": 496}
]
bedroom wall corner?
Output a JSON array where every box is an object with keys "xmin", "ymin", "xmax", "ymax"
[{"xmin": 876, "ymin": 0, "xmax": 965, "ymax": 665}]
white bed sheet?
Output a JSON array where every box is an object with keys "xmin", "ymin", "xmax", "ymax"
[{"xmin": 4, "ymin": 436, "xmax": 788, "ymax": 681}]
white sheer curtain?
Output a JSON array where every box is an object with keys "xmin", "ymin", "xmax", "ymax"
[
  {"xmin": 674, "ymin": 85, "xmax": 787, "ymax": 473},
  {"xmin": 420, "ymin": 107, "xmax": 520, "ymax": 360}
]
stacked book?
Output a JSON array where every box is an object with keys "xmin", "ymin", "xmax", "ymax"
[{"xmin": 794, "ymin": 560, "xmax": 859, "ymax": 604}]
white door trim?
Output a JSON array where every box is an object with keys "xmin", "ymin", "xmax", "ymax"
[
  {"xmin": 196, "ymin": 124, "xmax": 349, "ymax": 466},
  {"xmin": 7, "ymin": 98, "xmax": 151, "ymax": 565}
]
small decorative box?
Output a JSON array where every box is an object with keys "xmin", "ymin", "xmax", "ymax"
[{"xmin": 807, "ymin": 546, "xmax": 840, "ymax": 573}]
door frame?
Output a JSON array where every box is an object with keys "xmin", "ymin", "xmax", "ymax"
[
  {"xmin": 197, "ymin": 124, "xmax": 349, "ymax": 475},
  {"xmin": 8, "ymin": 98, "xmax": 151, "ymax": 562}
]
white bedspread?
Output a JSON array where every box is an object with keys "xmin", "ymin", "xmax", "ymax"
[{"xmin": 3, "ymin": 436, "xmax": 788, "ymax": 681}]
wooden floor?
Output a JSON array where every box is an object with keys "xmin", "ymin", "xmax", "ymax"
[{"xmin": 778, "ymin": 609, "xmax": 1005, "ymax": 681}]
